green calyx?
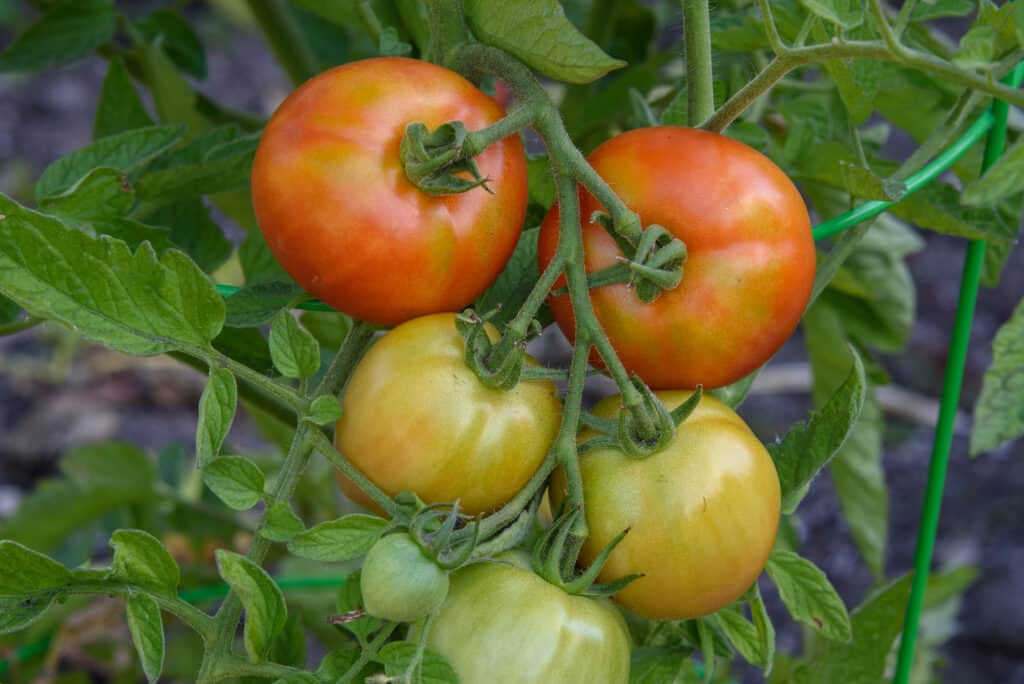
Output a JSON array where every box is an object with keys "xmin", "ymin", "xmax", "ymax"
[
  {"xmin": 408, "ymin": 502, "xmax": 480, "ymax": 571},
  {"xmin": 581, "ymin": 383, "xmax": 704, "ymax": 458},
  {"xmin": 401, "ymin": 120, "xmax": 493, "ymax": 195},
  {"xmin": 531, "ymin": 506, "xmax": 640, "ymax": 598},
  {"xmin": 456, "ymin": 308, "xmax": 540, "ymax": 391},
  {"xmin": 592, "ymin": 213, "xmax": 687, "ymax": 303}
]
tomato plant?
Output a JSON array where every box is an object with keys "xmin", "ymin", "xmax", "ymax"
[
  {"xmin": 335, "ymin": 313, "xmax": 561, "ymax": 515},
  {"xmin": 1, "ymin": 1, "xmax": 1021, "ymax": 683},
  {"xmin": 424, "ymin": 554, "xmax": 631, "ymax": 684},
  {"xmin": 537, "ymin": 126, "xmax": 816, "ymax": 390},
  {"xmin": 252, "ymin": 56, "xmax": 528, "ymax": 326}
]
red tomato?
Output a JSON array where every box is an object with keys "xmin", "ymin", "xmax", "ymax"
[
  {"xmin": 252, "ymin": 57, "xmax": 528, "ymax": 326},
  {"xmin": 537, "ymin": 126, "xmax": 815, "ymax": 389}
]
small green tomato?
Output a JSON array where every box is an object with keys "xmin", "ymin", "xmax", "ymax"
[{"xmin": 360, "ymin": 533, "xmax": 449, "ymax": 622}]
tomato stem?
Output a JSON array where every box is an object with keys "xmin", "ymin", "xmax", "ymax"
[{"xmin": 683, "ymin": 0, "xmax": 714, "ymax": 125}]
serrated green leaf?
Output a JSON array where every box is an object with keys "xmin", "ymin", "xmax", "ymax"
[
  {"xmin": 126, "ymin": 593, "xmax": 165, "ymax": 683},
  {"xmin": 138, "ymin": 8, "xmax": 207, "ymax": 78},
  {"xmin": 0, "ymin": 193, "xmax": 225, "ymax": 356},
  {"xmin": 261, "ymin": 500, "xmax": 306, "ymax": 542},
  {"xmin": 377, "ymin": 641, "xmax": 459, "ymax": 684},
  {"xmin": 215, "ymin": 550, "xmax": 288, "ymax": 662},
  {"xmin": 110, "ymin": 529, "xmax": 181, "ymax": 596},
  {"xmin": 196, "ymin": 368, "xmax": 237, "ymax": 467},
  {"xmin": 971, "ymin": 298, "xmax": 1024, "ymax": 455},
  {"xmin": 714, "ymin": 604, "xmax": 772, "ymax": 669},
  {"xmin": 790, "ymin": 576, "xmax": 911, "ymax": 683},
  {"xmin": 963, "ymin": 136, "xmax": 1024, "ymax": 207},
  {"xmin": 0, "ymin": 0, "xmax": 115, "ymax": 73},
  {"xmin": 0, "ymin": 541, "xmax": 71, "ymax": 596},
  {"xmin": 240, "ymin": 230, "xmax": 292, "ymax": 285},
  {"xmin": 39, "ymin": 166, "xmax": 135, "ymax": 223},
  {"xmin": 839, "ymin": 163, "xmax": 906, "ymax": 202},
  {"xmin": 226, "ymin": 281, "xmax": 307, "ymax": 327},
  {"xmin": 766, "ymin": 550, "xmax": 852, "ymax": 642},
  {"xmin": 36, "ymin": 125, "xmax": 184, "ymax": 200},
  {"xmin": 203, "ymin": 456, "xmax": 265, "ymax": 510},
  {"xmin": 288, "ymin": 514, "xmax": 388, "ymax": 562},
  {"xmin": 94, "ymin": 57, "xmax": 154, "ymax": 139},
  {"xmin": 767, "ymin": 347, "xmax": 867, "ymax": 513},
  {"xmin": 270, "ymin": 312, "xmax": 320, "ymax": 378},
  {"xmin": 307, "ymin": 395, "xmax": 344, "ymax": 426},
  {"xmin": 463, "ymin": 0, "xmax": 626, "ymax": 84},
  {"xmin": 134, "ymin": 134, "xmax": 258, "ymax": 211}
]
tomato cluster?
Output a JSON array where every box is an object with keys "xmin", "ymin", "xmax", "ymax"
[{"xmin": 254, "ymin": 57, "xmax": 812, "ymax": 683}]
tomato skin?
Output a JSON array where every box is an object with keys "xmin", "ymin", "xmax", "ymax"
[
  {"xmin": 335, "ymin": 313, "xmax": 561, "ymax": 516},
  {"xmin": 424, "ymin": 554, "xmax": 631, "ymax": 684},
  {"xmin": 252, "ymin": 57, "xmax": 528, "ymax": 326},
  {"xmin": 537, "ymin": 126, "xmax": 815, "ymax": 389},
  {"xmin": 360, "ymin": 533, "xmax": 449, "ymax": 622},
  {"xmin": 549, "ymin": 391, "xmax": 780, "ymax": 621}
]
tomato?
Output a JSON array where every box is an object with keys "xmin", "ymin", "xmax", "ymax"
[
  {"xmin": 537, "ymin": 126, "xmax": 815, "ymax": 389},
  {"xmin": 423, "ymin": 554, "xmax": 631, "ymax": 683},
  {"xmin": 549, "ymin": 391, "xmax": 780, "ymax": 621},
  {"xmin": 252, "ymin": 57, "xmax": 528, "ymax": 326},
  {"xmin": 360, "ymin": 533, "xmax": 448, "ymax": 622},
  {"xmin": 335, "ymin": 313, "xmax": 561, "ymax": 515}
]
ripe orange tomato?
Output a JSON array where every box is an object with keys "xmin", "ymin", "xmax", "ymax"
[
  {"xmin": 537, "ymin": 126, "xmax": 815, "ymax": 389},
  {"xmin": 335, "ymin": 313, "xmax": 561, "ymax": 515},
  {"xmin": 549, "ymin": 391, "xmax": 781, "ymax": 620},
  {"xmin": 252, "ymin": 57, "xmax": 528, "ymax": 326}
]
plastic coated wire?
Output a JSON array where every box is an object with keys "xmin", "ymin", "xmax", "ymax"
[{"xmin": 3, "ymin": 70, "xmax": 1021, "ymax": 681}]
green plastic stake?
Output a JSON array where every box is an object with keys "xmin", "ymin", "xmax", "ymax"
[{"xmin": 893, "ymin": 63, "xmax": 1024, "ymax": 683}]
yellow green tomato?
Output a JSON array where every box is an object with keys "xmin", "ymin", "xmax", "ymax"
[
  {"xmin": 550, "ymin": 391, "xmax": 780, "ymax": 620},
  {"xmin": 425, "ymin": 555, "xmax": 631, "ymax": 683},
  {"xmin": 335, "ymin": 313, "xmax": 562, "ymax": 515},
  {"xmin": 360, "ymin": 533, "xmax": 448, "ymax": 622}
]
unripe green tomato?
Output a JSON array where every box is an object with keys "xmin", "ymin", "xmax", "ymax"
[
  {"xmin": 360, "ymin": 533, "xmax": 449, "ymax": 623},
  {"xmin": 422, "ymin": 554, "xmax": 631, "ymax": 684}
]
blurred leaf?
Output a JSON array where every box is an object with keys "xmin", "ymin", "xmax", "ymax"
[
  {"xmin": 463, "ymin": 0, "xmax": 626, "ymax": 84},
  {"xmin": 891, "ymin": 182, "xmax": 1014, "ymax": 245},
  {"xmin": 0, "ymin": 0, "xmax": 114, "ymax": 72},
  {"xmin": 962, "ymin": 136, "xmax": 1024, "ymax": 206},
  {"xmin": 474, "ymin": 228, "xmax": 541, "ymax": 327},
  {"xmin": 138, "ymin": 38, "xmax": 207, "ymax": 135},
  {"xmin": 767, "ymin": 346, "xmax": 867, "ymax": 513},
  {"xmin": 839, "ymin": 164, "xmax": 906, "ymax": 202},
  {"xmin": 300, "ymin": 311, "xmax": 352, "ymax": 352},
  {"xmin": 799, "ymin": 0, "xmax": 863, "ymax": 29},
  {"xmin": 196, "ymin": 367, "xmax": 237, "ymax": 467},
  {"xmin": 145, "ymin": 200, "xmax": 233, "ymax": 273},
  {"xmin": 629, "ymin": 646, "xmax": 696, "ymax": 683},
  {"xmin": 110, "ymin": 529, "xmax": 181, "ymax": 596},
  {"xmin": 335, "ymin": 571, "xmax": 384, "ymax": 645},
  {"xmin": 36, "ymin": 125, "xmax": 184, "ymax": 200},
  {"xmin": 971, "ymin": 298, "xmax": 1024, "ymax": 455},
  {"xmin": 94, "ymin": 57, "xmax": 154, "ymax": 139},
  {"xmin": 226, "ymin": 281, "xmax": 307, "ymax": 327},
  {"xmin": 766, "ymin": 550, "xmax": 852, "ymax": 642},
  {"xmin": 203, "ymin": 456, "xmax": 265, "ymax": 510},
  {"xmin": 714, "ymin": 604, "xmax": 773, "ymax": 669},
  {"xmin": 138, "ymin": 8, "xmax": 207, "ymax": 78},
  {"xmin": 215, "ymin": 550, "xmax": 288, "ymax": 661},
  {"xmin": 241, "ymin": 230, "xmax": 293, "ymax": 285},
  {"xmin": 954, "ymin": 24, "xmax": 997, "ymax": 68},
  {"xmin": 790, "ymin": 576, "xmax": 911, "ymax": 683},
  {"xmin": 0, "ymin": 193, "xmax": 225, "ymax": 355},
  {"xmin": 288, "ymin": 515, "xmax": 388, "ymax": 562},
  {"xmin": 911, "ymin": 0, "xmax": 975, "ymax": 21},
  {"xmin": 378, "ymin": 641, "xmax": 459, "ymax": 684},
  {"xmin": 213, "ymin": 326, "xmax": 275, "ymax": 376},
  {"xmin": 126, "ymin": 593, "xmax": 165, "ymax": 683},
  {"xmin": 269, "ymin": 311, "xmax": 320, "ymax": 379},
  {"xmin": 269, "ymin": 611, "xmax": 307, "ymax": 668}
]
